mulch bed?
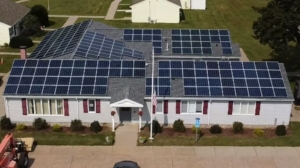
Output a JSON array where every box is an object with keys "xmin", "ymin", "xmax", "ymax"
[{"xmin": 140, "ymin": 126, "xmax": 292, "ymax": 138}]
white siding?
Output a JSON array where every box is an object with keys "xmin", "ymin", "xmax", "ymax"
[
  {"xmin": 0, "ymin": 22, "xmax": 11, "ymax": 45},
  {"xmin": 191, "ymin": 0, "xmax": 206, "ymax": 10},
  {"xmin": 180, "ymin": 0, "xmax": 191, "ymax": 9},
  {"xmin": 131, "ymin": 0, "xmax": 181, "ymax": 23},
  {"xmin": 142, "ymin": 100, "xmax": 292, "ymax": 126}
]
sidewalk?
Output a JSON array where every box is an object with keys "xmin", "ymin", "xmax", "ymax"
[
  {"xmin": 105, "ymin": 0, "xmax": 122, "ymax": 20},
  {"xmin": 62, "ymin": 16, "xmax": 78, "ymax": 27},
  {"xmin": 49, "ymin": 15, "xmax": 105, "ymax": 18},
  {"xmin": 29, "ymin": 145, "xmax": 300, "ymax": 168}
]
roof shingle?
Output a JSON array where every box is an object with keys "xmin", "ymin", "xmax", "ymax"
[{"xmin": 0, "ymin": 0, "xmax": 30, "ymax": 26}]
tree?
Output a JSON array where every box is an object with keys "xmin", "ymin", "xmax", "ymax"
[
  {"xmin": 252, "ymin": 0, "xmax": 300, "ymax": 52},
  {"xmin": 22, "ymin": 14, "xmax": 41, "ymax": 35},
  {"xmin": 30, "ymin": 5, "xmax": 49, "ymax": 26}
]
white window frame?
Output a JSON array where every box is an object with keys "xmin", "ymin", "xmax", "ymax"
[
  {"xmin": 181, "ymin": 101, "xmax": 203, "ymax": 114},
  {"xmin": 155, "ymin": 100, "xmax": 164, "ymax": 114},
  {"xmin": 88, "ymin": 99, "xmax": 96, "ymax": 113},
  {"xmin": 27, "ymin": 99, "xmax": 64, "ymax": 116},
  {"xmin": 232, "ymin": 101, "xmax": 255, "ymax": 115}
]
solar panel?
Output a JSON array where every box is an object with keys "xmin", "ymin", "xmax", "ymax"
[
  {"xmin": 5, "ymin": 60, "xmax": 146, "ymax": 96},
  {"xmin": 29, "ymin": 20, "xmax": 91, "ymax": 59},
  {"xmin": 158, "ymin": 61, "xmax": 289, "ymax": 98}
]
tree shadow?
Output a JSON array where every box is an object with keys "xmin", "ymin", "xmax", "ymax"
[
  {"xmin": 47, "ymin": 21, "xmax": 56, "ymax": 28},
  {"xmin": 180, "ymin": 9, "xmax": 185, "ymax": 22},
  {"xmin": 263, "ymin": 44, "xmax": 300, "ymax": 72}
]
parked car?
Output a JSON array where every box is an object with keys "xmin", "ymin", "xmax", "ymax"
[{"xmin": 113, "ymin": 160, "xmax": 139, "ymax": 168}]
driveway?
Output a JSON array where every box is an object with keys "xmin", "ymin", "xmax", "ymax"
[{"xmin": 28, "ymin": 146, "xmax": 300, "ymax": 168}]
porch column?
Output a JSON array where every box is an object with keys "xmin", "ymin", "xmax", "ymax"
[
  {"xmin": 112, "ymin": 116, "xmax": 115, "ymax": 132},
  {"xmin": 139, "ymin": 108, "xmax": 142, "ymax": 132}
]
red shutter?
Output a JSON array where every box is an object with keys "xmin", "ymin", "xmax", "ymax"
[
  {"xmin": 176, "ymin": 100, "xmax": 181, "ymax": 114},
  {"xmin": 96, "ymin": 99, "xmax": 101, "ymax": 113},
  {"xmin": 164, "ymin": 100, "xmax": 168, "ymax": 114},
  {"xmin": 255, "ymin": 101, "xmax": 261, "ymax": 115},
  {"xmin": 64, "ymin": 99, "xmax": 69, "ymax": 116},
  {"xmin": 21, "ymin": 98, "xmax": 27, "ymax": 115},
  {"xmin": 228, "ymin": 101, "xmax": 233, "ymax": 115},
  {"xmin": 152, "ymin": 105, "xmax": 156, "ymax": 114},
  {"xmin": 203, "ymin": 101, "xmax": 208, "ymax": 115},
  {"xmin": 83, "ymin": 99, "xmax": 88, "ymax": 113}
]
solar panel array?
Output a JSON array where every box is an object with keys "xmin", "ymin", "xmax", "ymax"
[
  {"xmin": 158, "ymin": 61, "xmax": 288, "ymax": 98},
  {"xmin": 123, "ymin": 29, "xmax": 162, "ymax": 54},
  {"xmin": 171, "ymin": 29, "xmax": 232, "ymax": 55},
  {"xmin": 75, "ymin": 31, "xmax": 144, "ymax": 60},
  {"xmin": 145, "ymin": 78, "xmax": 170, "ymax": 96},
  {"xmin": 5, "ymin": 60, "xmax": 146, "ymax": 95},
  {"xmin": 29, "ymin": 20, "xmax": 91, "ymax": 59}
]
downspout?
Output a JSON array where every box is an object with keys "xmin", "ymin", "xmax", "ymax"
[
  {"xmin": 5, "ymin": 98, "xmax": 9, "ymax": 118},
  {"xmin": 149, "ymin": 1, "xmax": 151, "ymax": 22},
  {"xmin": 208, "ymin": 100, "xmax": 212, "ymax": 125},
  {"xmin": 76, "ymin": 98, "xmax": 79, "ymax": 119}
]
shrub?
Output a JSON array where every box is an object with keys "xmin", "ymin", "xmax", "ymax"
[
  {"xmin": 252, "ymin": 128, "xmax": 265, "ymax": 137},
  {"xmin": 3, "ymin": 43, "xmax": 8, "ymax": 47},
  {"xmin": 90, "ymin": 121, "xmax": 102, "ymax": 133},
  {"xmin": 210, "ymin": 124, "xmax": 222, "ymax": 134},
  {"xmin": 173, "ymin": 119, "xmax": 186, "ymax": 132},
  {"xmin": 33, "ymin": 118, "xmax": 48, "ymax": 130},
  {"xmin": 30, "ymin": 5, "xmax": 49, "ymax": 26},
  {"xmin": 16, "ymin": 123, "xmax": 27, "ymax": 131},
  {"xmin": 9, "ymin": 36, "xmax": 33, "ymax": 49},
  {"xmin": 70, "ymin": 119, "xmax": 83, "ymax": 132},
  {"xmin": 0, "ymin": 116, "xmax": 13, "ymax": 130},
  {"xmin": 152, "ymin": 120, "xmax": 162, "ymax": 133},
  {"xmin": 233, "ymin": 121, "xmax": 243, "ymax": 134},
  {"xmin": 275, "ymin": 125, "xmax": 287, "ymax": 136},
  {"xmin": 52, "ymin": 124, "xmax": 62, "ymax": 132},
  {"xmin": 192, "ymin": 125, "xmax": 202, "ymax": 134}
]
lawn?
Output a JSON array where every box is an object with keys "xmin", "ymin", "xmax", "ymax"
[
  {"xmin": 0, "ymin": 131, "xmax": 113, "ymax": 146},
  {"xmin": 74, "ymin": 18, "xmax": 104, "ymax": 24},
  {"xmin": 23, "ymin": 0, "xmax": 113, "ymax": 16},
  {"xmin": 114, "ymin": 12, "xmax": 131, "ymax": 18},
  {"xmin": 102, "ymin": 0, "xmax": 272, "ymax": 61},
  {"xmin": 28, "ymin": 31, "xmax": 49, "ymax": 41},
  {"xmin": 47, "ymin": 17, "xmax": 68, "ymax": 29},
  {"xmin": 0, "ymin": 43, "xmax": 38, "ymax": 53},
  {"xmin": 0, "ymin": 55, "xmax": 20, "ymax": 73},
  {"xmin": 139, "ymin": 122, "xmax": 300, "ymax": 146},
  {"xmin": 118, "ymin": 5, "xmax": 131, "ymax": 10},
  {"xmin": 120, "ymin": 0, "xmax": 131, "ymax": 4}
]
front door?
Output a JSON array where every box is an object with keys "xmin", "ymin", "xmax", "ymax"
[{"xmin": 120, "ymin": 107, "xmax": 131, "ymax": 123}]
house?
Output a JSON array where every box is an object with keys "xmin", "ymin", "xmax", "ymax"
[
  {"xmin": 181, "ymin": 0, "xmax": 206, "ymax": 10},
  {"xmin": 3, "ymin": 20, "xmax": 293, "ymax": 130},
  {"xmin": 0, "ymin": 0, "xmax": 30, "ymax": 45},
  {"xmin": 130, "ymin": 0, "xmax": 182, "ymax": 23}
]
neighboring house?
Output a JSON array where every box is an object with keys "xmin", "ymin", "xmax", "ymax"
[
  {"xmin": 0, "ymin": 0, "xmax": 30, "ymax": 45},
  {"xmin": 3, "ymin": 20, "xmax": 293, "ymax": 128},
  {"xmin": 180, "ymin": 0, "xmax": 206, "ymax": 10},
  {"xmin": 130, "ymin": 0, "xmax": 182, "ymax": 23}
]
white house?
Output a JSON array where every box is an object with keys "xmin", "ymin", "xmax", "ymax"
[
  {"xmin": 0, "ymin": 0, "xmax": 30, "ymax": 45},
  {"xmin": 181, "ymin": 0, "xmax": 206, "ymax": 10},
  {"xmin": 130, "ymin": 0, "xmax": 182, "ymax": 23},
  {"xmin": 2, "ymin": 21, "xmax": 294, "ymax": 130}
]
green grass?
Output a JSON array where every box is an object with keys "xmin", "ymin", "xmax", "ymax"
[
  {"xmin": 120, "ymin": 0, "xmax": 131, "ymax": 4},
  {"xmin": 0, "ymin": 131, "xmax": 114, "ymax": 145},
  {"xmin": 102, "ymin": 0, "xmax": 272, "ymax": 61},
  {"xmin": 0, "ymin": 55, "xmax": 20, "ymax": 73},
  {"xmin": 48, "ymin": 17, "xmax": 68, "ymax": 29},
  {"xmin": 74, "ymin": 18, "xmax": 104, "ymax": 24},
  {"xmin": 0, "ymin": 43, "xmax": 37, "ymax": 53},
  {"xmin": 28, "ymin": 31, "xmax": 49, "ymax": 41},
  {"xmin": 114, "ymin": 12, "xmax": 131, "ymax": 18},
  {"xmin": 23, "ymin": 0, "xmax": 113, "ymax": 16},
  {"xmin": 140, "ymin": 122, "xmax": 300, "ymax": 146},
  {"xmin": 118, "ymin": 5, "xmax": 131, "ymax": 10}
]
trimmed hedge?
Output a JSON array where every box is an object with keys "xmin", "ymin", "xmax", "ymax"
[
  {"xmin": 90, "ymin": 121, "xmax": 102, "ymax": 133},
  {"xmin": 0, "ymin": 116, "xmax": 13, "ymax": 130},
  {"xmin": 52, "ymin": 124, "xmax": 62, "ymax": 132},
  {"xmin": 275, "ymin": 125, "xmax": 287, "ymax": 136},
  {"xmin": 152, "ymin": 120, "xmax": 162, "ymax": 133},
  {"xmin": 70, "ymin": 119, "xmax": 83, "ymax": 132},
  {"xmin": 210, "ymin": 124, "xmax": 222, "ymax": 134},
  {"xmin": 173, "ymin": 119, "xmax": 186, "ymax": 132},
  {"xmin": 16, "ymin": 123, "xmax": 27, "ymax": 131},
  {"xmin": 33, "ymin": 118, "xmax": 48, "ymax": 130},
  {"xmin": 233, "ymin": 121, "xmax": 244, "ymax": 134},
  {"xmin": 9, "ymin": 36, "xmax": 33, "ymax": 49}
]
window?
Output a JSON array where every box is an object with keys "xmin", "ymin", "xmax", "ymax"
[
  {"xmin": 88, "ymin": 100, "xmax": 95, "ymax": 113},
  {"xmin": 233, "ymin": 101, "xmax": 255, "ymax": 115},
  {"xmin": 27, "ymin": 99, "xmax": 63, "ymax": 115},
  {"xmin": 156, "ymin": 100, "xmax": 163, "ymax": 114},
  {"xmin": 181, "ymin": 101, "xmax": 203, "ymax": 114}
]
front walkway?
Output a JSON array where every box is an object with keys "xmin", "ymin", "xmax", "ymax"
[
  {"xmin": 29, "ymin": 146, "xmax": 300, "ymax": 168},
  {"xmin": 105, "ymin": 0, "xmax": 122, "ymax": 20},
  {"xmin": 114, "ymin": 123, "xmax": 138, "ymax": 146},
  {"xmin": 62, "ymin": 16, "xmax": 78, "ymax": 27}
]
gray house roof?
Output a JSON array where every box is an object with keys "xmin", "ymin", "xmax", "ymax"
[
  {"xmin": 131, "ymin": 0, "xmax": 181, "ymax": 7},
  {"xmin": 0, "ymin": 0, "xmax": 30, "ymax": 26}
]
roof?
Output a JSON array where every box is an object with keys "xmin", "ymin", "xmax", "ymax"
[
  {"xmin": 3, "ymin": 59, "xmax": 294, "ymax": 101},
  {"xmin": 28, "ymin": 20, "xmax": 241, "ymax": 61},
  {"xmin": 131, "ymin": 0, "xmax": 181, "ymax": 6},
  {"xmin": 0, "ymin": 0, "xmax": 30, "ymax": 25}
]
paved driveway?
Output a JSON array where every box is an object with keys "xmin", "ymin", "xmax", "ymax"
[{"xmin": 28, "ymin": 146, "xmax": 300, "ymax": 168}]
